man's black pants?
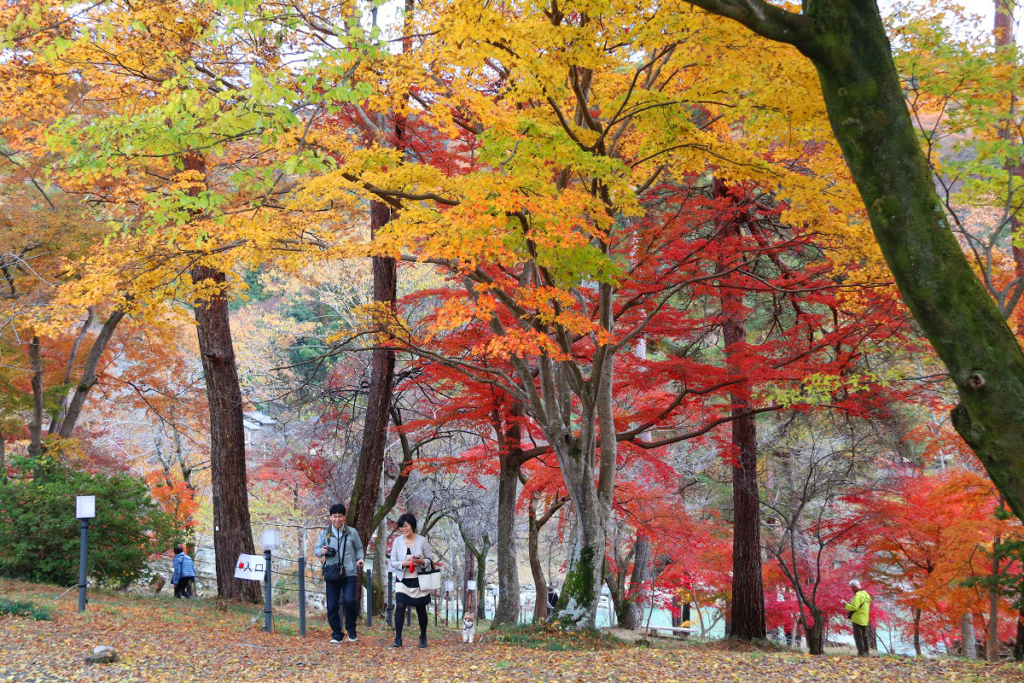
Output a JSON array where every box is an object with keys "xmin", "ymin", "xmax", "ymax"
[
  {"xmin": 325, "ymin": 575, "xmax": 358, "ymax": 640},
  {"xmin": 174, "ymin": 576, "xmax": 194, "ymax": 599}
]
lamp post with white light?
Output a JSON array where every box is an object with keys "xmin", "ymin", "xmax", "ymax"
[
  {"xmin": 262, "ymin": 529, "xmax": 280, "ymax": 632},
  {"xmin": 75, "ymin": 496, "xmax": 95, "ymax": 613}
]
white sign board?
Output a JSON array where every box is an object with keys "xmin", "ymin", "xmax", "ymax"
[
  {"xmin": 467, "ymin": 579, "xmax": 477, "ymax": 591},
  {"xmin": 76, "ymin": 495, "xmax": 96, "ymax": 519},
  {"xmin": 261, "ymin": 528, "xmax": 280, "ymax": 550},
  {"xmin": 234, "ymin": 553, "xmax": 267, "ymax": 581}
]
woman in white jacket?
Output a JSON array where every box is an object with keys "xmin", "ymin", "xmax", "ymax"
[{"xmin": 389, "ymin": 512, "xmax": 435, "ymax": 648}]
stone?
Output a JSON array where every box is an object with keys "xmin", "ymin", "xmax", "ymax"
[{"xmin": 84, "ymin": 645, "xmax": 118, "ymax": 664}]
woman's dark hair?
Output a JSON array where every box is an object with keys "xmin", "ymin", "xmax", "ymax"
[
  {"xmin": 396, "ymin": 512, "xmax": 417, "ymax": 533},
  {"xmin": 329, "ymin": 503, "xmax": 346, "ymax": 515},
  {"xmin": 174, "ymin": 545, "xmax": 184, "ymax": 555}
]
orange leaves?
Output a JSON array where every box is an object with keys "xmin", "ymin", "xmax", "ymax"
[{"xmin": 145, "ymin": 471, "xmax": 200, "ymax": 527}]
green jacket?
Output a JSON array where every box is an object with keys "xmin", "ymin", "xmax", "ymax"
[{"xmin": 844, "ymin": 590, "xmax": 871, "ymax": 626}]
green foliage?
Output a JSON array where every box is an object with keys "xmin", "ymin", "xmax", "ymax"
[
  {"xmin": 0, "ymin": 463, "xmax": 177, "ymax": 589},
  {"xmin": 0, "ymin": 597, "xmax": 52, "ymax": 621},
  {"xmin": 228, "ymin": 267, "xmax": 273, "ymax": 311},
  {"xmin": 961, "ymin": 507, "xmax": 1024, "ymax": 612}
]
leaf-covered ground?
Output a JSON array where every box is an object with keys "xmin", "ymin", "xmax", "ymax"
[{"xmin": 1, "ymin": 580, "xmax": 1021, "ymax": 682}]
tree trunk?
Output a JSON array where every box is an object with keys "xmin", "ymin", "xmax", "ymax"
[
  {"xmin": 620, "ymin": 534, "xmax": 652, "ymax": 630},
  {"xmin": 528, "ymin": 493, "xmax": 566, "ymax": 623},
  {"xmin": 492, "ymin": 452, "xmax": 522, "ymax": 627},
  {"xmin": 464, "ymin": 543, "xmax": 476, "ymax": 619},
  {"xmin": 27, "ymin": 336, "xmax": 43, "ymax": 458},
  {"xmin": 477, "ymin": 545, "xmax": 488, "ymax": 620},
  {"xmin": 989, "ymin": 537, "xmax": 1001, "ymax": 662},
  {"xmin": 55, "ymin": 309, "xmax": 125, "ymax": 439},
  {"xmin": 719, "ymin": 198, "xmax": 765, "ymax": 640},
  {"xmin": 961, "ymin": 613, "xmax": 978, "ymax": 659},
  {"xmin": 913, "ymin": 607, "xmax": 922, "ymax": 656},
  {"xmin": 350, "ymin": 200, "xmax": 397, "ymax": 547},
  {"xmin": 372, "ymin": 517, "xmax": 386, "ymax": 614},
  {"xmin": 806, "ymin": 610, "xmax": 825, "ymax": 656},
  {"xmin": 551, "ymin": 340, "xmax": 617, "ymax": 629},
  {"xmin": 808, "ymin": 0, "xmax": 1024, "ymax": 522},
  {"xmin": 528, "ymin": 502, "xmax": 547, "ymax": 623},
  {"xmin": 48, "ymin": 307, "xmax": 92, "ymax": 434},
  {"xmin": 192, "ymin": 264, "xmax": 260, "ymax": 603},
  {"xmin": 685, "ymin": 0, "xmax": 1024, "ymax": 525},
  {"xmin": 994, "ymin": 0, "xmax": 1023, "ymax": 308},
  {"xmin": 1014, "ymin": 606, "xmax": 1023, "ymax": 661}
]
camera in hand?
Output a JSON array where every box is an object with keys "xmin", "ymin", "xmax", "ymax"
[{"xmin": 323, "ymin": 546, "xmax": 338, "ymax": 557}]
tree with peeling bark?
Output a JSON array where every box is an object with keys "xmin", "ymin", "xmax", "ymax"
[{"xmin": 677, "ymin": 0, "xmax": 1024, "ymax": 522}]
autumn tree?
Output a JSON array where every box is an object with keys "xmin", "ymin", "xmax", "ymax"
[
  {"xmin": 679, "ymin": 0, "xmax": 1024, "ymax": 523},
  {"xmin": 295, "ymin": 0, "xmax": 874, "ymax": 627}
]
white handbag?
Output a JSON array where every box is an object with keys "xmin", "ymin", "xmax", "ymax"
[{"xmin": 417, "ymin": 568, "xmax": 442, "ymax": 591}]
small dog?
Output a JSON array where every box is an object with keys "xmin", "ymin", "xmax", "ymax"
[{"xmin": 461, "ymin": 615, "xmax": 476, "ymax": 644}]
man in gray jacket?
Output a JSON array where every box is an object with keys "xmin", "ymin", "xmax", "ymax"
[{"xmin": 315, "ymin": 503, "xmax": 364, "ymax": 643}]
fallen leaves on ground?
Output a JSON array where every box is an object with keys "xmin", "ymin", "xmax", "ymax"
[{"xmin": 0, "ymin": 580, "xmax": 1021, "ymax": 682}]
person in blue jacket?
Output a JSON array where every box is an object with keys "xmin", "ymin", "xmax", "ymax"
[{"xmin": 172, "ymin": 545, "xmax": 197, "ymax": 599}]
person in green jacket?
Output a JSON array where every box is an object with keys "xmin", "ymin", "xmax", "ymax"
[{"xmin": 844, "ymin": 580, "xmax": 872, "ymax": 656}]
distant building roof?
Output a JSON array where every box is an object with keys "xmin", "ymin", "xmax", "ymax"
[{"xmin": 244, "ymin": 410, "xmax": 277, "ymax": 426}]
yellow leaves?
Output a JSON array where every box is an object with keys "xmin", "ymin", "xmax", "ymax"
[{"xmin": 169, "ymin": 169, "xmax": 208, "ymax": 194}]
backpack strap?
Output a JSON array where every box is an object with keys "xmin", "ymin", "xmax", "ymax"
[{"xmin": 340, "ymin": 526, "xmax": 349, "ymax": 571}]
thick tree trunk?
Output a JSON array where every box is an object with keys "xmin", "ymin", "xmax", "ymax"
[
  {"xmin": 350, "ymin": 200, "xmax": 397, "ymax": 546},
  {"xmin": 492, "ymin": 454, "xmax": 522, "ymax": 627},
  {"xmin": 814, "ymin": 4, "xmax": 1024, "ymax": 522},
  {"xmin": 961, "ymin": 613, "xmax": 978, "ymax": 659},
  {"xmin": 728, "ymin": 402, "xmax": 765, "ymax": 640},
  {"xmin": 685, "ymin": 0, "xmax": 1024, "ymax": 524},
  {"xmin": 620, "ymin": 535, "xmax": 652, "ymax": 630},
  {"xmin": 718, "ymin": 197, "xmax": 765, "ymax": 641},
  {"xmin": 555, "ymin": 487, "xmax": 605, "ymax": 628},
  {"xmin": 806, "ymin": 610, "xmax": 825, "ymax": 656},
  {"xmin": 552, "ymin": 341, "xmax": 617, "ymax": 629},
  {"xmin": 192, "ymin": 264, "xmax": 260, "ymax": 603}
]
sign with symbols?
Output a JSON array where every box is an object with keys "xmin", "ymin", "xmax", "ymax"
[{"xmin": 234, "ymin": 553, "xmax": 267, "ymax": 581}]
